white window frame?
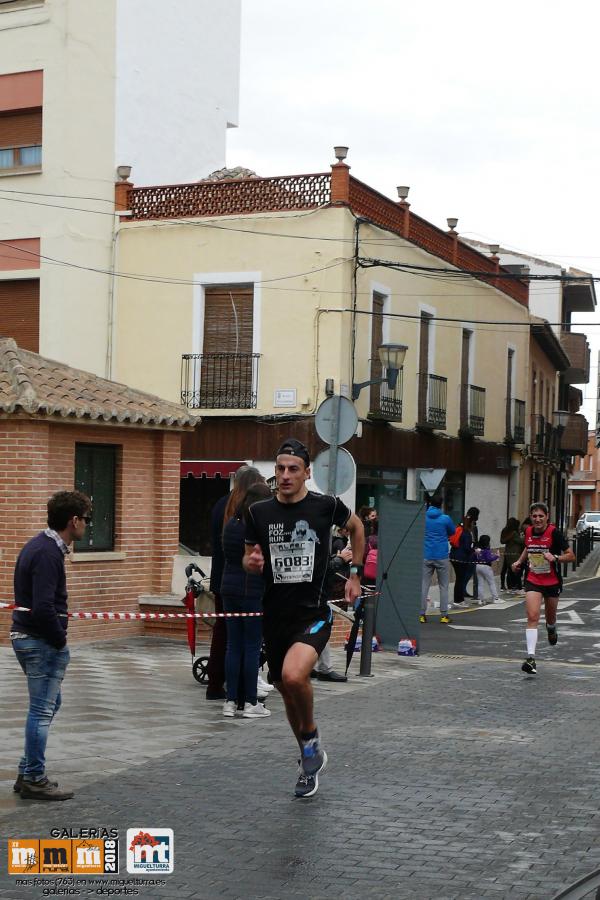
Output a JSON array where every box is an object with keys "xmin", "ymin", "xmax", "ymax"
[{"xmin": 192, "ymin": 271, "xmax": 262, "ymax": 403}]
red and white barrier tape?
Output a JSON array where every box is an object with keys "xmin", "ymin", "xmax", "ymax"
[
  {"xmin": 0, "ymin": 602, "xmax": 262, "ymax": 620},
  {"xmin": 1, "ymin": 594, "xmax": 378, "ymax": 622}
]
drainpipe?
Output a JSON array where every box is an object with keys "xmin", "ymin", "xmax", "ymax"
[{"xmin": 106, "ymin": 177, "xmax": 133, "ymax": 379}]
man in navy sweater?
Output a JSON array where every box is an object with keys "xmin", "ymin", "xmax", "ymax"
[{"xmin": 11, "ymin": 490, "xmax": 91, "ymax": 800}]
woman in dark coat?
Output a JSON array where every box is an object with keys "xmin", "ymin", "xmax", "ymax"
[
  {"xmin": 450, "ymin": 515, "xmax": 475, "ymax": 606},
  {"xmin": 500, "ymin": 517, "xmax": 525, "ymax": 591},
  {"xmin": 221, "ymin": 481, "xmax": 272, "ymax": 719}
]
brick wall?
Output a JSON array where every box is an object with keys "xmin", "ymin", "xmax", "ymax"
[{"xmin": 0, "ymin": 418, "xmax": 183, "ymax": 646}]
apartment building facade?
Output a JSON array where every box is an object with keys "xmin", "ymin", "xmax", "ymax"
[
  {"xmin": 0, "ymin": 0, "xmax": 240, "ymax": 376},
  {"xmin": 108, "ymin": 152, "xmax": 558, "ymax": 549},
  {"xmin": 467, "ymin": 240, "xmax": 594, "ymax": 528}
]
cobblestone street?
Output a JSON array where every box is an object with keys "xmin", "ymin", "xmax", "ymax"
[{"xmin": 1, "ymin": 621, "xmax": 600, "ymax": 899}]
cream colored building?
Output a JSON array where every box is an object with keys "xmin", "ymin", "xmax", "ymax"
[
  {"xmin": 0, "ymin": 0, "xmax": 240, "ymax": 376},
  {"xmin": 112, "ymin": 156, "xmax": 544, "ymax": 549}
]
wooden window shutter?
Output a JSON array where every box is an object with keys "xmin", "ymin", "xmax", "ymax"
[
  {"xmin": 0, "ymin": 279, "xmax": 39, "ymax": 351},
  {"xmin": 202, "ymin": 285, "xmax": 253, "ymax": 354},
  {"xmin": 369, "ymin": 293, "xmax": 384, "ymax": 410},
  {"xmin": 0, "ymin": 109, "xmax": 42, "ymax": 147}
]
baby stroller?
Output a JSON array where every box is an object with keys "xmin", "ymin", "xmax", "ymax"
[{"xmin": 182, "ymin": 563, "xmax": 212, "ymax": 684}]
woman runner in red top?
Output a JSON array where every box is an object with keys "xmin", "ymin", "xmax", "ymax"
[{"xmin": 511, "ymin": 502, "xmax": 574, "ymax": 674}]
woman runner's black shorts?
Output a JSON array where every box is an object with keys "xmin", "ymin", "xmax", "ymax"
[
  {"xmin": 524, "ymin": 580, "xmax": 562, "ymax": 598},
  {"xmin": 263, "ymin": 612, "xmax": 332, "ymax": 683}
]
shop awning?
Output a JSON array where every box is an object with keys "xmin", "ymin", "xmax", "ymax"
[{"xmin": 180, "ymin": 460, "xmax": 247, "ymax": 479}]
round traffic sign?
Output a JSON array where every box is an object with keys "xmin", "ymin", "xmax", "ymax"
[
  {"xmin": 315, "ymin": 396, "xmax": 358, "ymax": 446},
  {"xmin": 312, "ymin": 447, "xmax": 356, "ymax": 495}
]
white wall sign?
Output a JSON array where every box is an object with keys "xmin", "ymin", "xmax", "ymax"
[{"xmin": 274, "ymin": 389, "xmax": 297, "ymax": 408}]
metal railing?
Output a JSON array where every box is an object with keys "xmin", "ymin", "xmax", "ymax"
[
  {"xmin": 418, "ymin": 373, "xmax": 447, "ymax": 429},
  {"xmin": 460, "ymin": 383, "xmax": 485, "ymax": 435},
  {"xmin": 572, "ymin": 527, "xmax": 595, "ymax": 570},
  {"xmin": 181, "ymin": 353, "xmax": 259, "ymax": 409},
  {"xmin": 369, "ymin": 369, "xmax": 403, "ymax": 421},
  {"xmin": 513, "ymin": 399, "xmax": 526, "ymax": 443},
  {"xmin": 529, "ymin": 414, "xmax": 559, "ymax": 461}
]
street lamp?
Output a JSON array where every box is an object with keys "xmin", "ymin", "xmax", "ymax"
[
  {"xmin": 351, "ymin": 343, "xmax": 408, "ymax": 400},
  {"xmin": 553, "ymin": 409, "xmax": 570, "ymax": 431}
]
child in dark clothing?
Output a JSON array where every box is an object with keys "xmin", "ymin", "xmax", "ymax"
[{"xmin": 474, "ymin": 535, "xmax": 500, "ymax": 604}]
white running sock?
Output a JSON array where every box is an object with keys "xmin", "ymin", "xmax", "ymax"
[{"xmin": 526, "ymin": 628, "xmax": 537, "ymax": 657}]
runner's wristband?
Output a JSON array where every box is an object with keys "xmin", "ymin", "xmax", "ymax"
[{"xmin": 350, "ymin": 565, "xmax": 363, "ymax": 577}]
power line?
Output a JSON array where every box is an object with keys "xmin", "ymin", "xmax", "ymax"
[
  {"xmin": 358, "ymin": 256, "xmax": 598, "ymax": 284},
  {"xmin": 0, "ymin": 238, "xmax": 352, "ymax": 286}
]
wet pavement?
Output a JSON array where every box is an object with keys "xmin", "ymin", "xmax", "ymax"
[{"xmin": 1, "ymin": 577, "xmax": 600, "ymax": 898}]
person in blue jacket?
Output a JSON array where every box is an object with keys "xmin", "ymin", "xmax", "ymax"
[{"xmin": 420, "ymin": 494, "xmax": 455, "ymax": 624}]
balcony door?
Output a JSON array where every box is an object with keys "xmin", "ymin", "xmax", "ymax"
[{"xmin": 201, "ymin": 285, "xmax": 254, "ymax": 408}]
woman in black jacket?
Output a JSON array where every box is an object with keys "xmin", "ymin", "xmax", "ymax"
[
  {"xmin": 450, "ymin": 515, "xmax": 475, "ymax": 606},
  {"xmin": 221, "ymin": 480, "xmax": 272, "ymax": 720}
]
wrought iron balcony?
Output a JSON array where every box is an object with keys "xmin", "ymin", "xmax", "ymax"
[
  {"xmin": 459, "ymin": 383, "xmax": 485, "ymax": 436},
  {"xmin": 529, "ymin": 414, "xmax": 559, "ymax": 461},
  {"xmin": 181, "ymin": 353, "xmax": 259, "ymax": 409},
  {"xmin": 368, "ymin": 369, "xmax": 403, "ymax": 421},
  {"xmin": 417, "ymin": 373, "xmax": 447, "ymax": 430},
  {"xmin": 506, "ymin": 398, "xmax": 526, "ymax": 444}
]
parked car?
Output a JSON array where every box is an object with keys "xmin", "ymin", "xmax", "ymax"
[{"xmin": 575, "ymin": 512, "xmax": 600, "ymax": 536}]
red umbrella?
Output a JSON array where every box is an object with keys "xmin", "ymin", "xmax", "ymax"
[{"xmin": 183, "ymin": 564, "xmax": 205, "ymax": 659}]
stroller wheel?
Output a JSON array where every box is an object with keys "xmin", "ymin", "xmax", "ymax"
[{"xmin": 192, "ymin": 656, "xmax": 209, "ymax": 684}]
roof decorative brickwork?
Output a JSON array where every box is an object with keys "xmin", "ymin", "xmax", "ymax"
[
  {"xmin": 124, "ymin": 165, "xmax": 528, "ymax": 306},
  {"xmin": 0, "ymin": 338, "xmax": 200, "ymax": 428}
]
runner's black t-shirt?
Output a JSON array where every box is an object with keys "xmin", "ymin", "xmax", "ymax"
[{"xmin": 245, "ymin": 491, "xmax": 351, "ymax": 624}]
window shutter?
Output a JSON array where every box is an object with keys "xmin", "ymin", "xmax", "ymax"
[
  {"xmin": 0, "ymin": 279, "xmax": 39, "ymax": 351},
  {"xmin": 202, "ymin": 285, "xmax": 253, "ymax": 354},
  {"xmin": 0, "ymin": 109, "xmax": 42, "ymax": 147}
]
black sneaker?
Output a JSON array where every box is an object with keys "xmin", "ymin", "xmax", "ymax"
[
  {"xmin": 295, "ymin": 769, "xmax": 319, "ymax": 799},
  {"xmin": 19, "ymin": 778, "xmax": 73, "ymax": 801},
  {"xmin": 521, "ymin": 656, "xmax": 537, "ymax": 675},
  {"xmin": 547, "ymin": 626, "xmax": 558, "ymax": 646}
]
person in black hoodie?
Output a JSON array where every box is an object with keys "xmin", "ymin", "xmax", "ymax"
[{"xmin": 11, "ymin": 490, "xmax": 91, "ymax": 801}]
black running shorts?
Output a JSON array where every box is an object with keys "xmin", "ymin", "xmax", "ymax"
[
  {"xmin": 524, "ymin": 580, "xmax": 562, "ymax": 598},
  {"xmin": 264, "ymin": 613, "xmax": 332, "ymax": 683}
]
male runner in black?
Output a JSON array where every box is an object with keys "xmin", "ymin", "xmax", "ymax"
[{"xmin": 244, "ymin": 439, "xmax": 364, "ymax": 798}]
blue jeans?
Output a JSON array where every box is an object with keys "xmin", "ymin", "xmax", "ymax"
[
  {"xmin": 223, "ymin": 596, "xmax": 262, "ymax": 706},
  {"xmin": 12, "ymin": 637, "xmax": 70, "ymax": 782}
]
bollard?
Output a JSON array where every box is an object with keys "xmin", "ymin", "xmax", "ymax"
[{"xmin": 358, "ymin": 591, "xmax": 377, "ymax": 677}]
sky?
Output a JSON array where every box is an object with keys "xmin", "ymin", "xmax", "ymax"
[{"xmin": 227, "ymin": 0, "xmax": 600, "ymax": 425}]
